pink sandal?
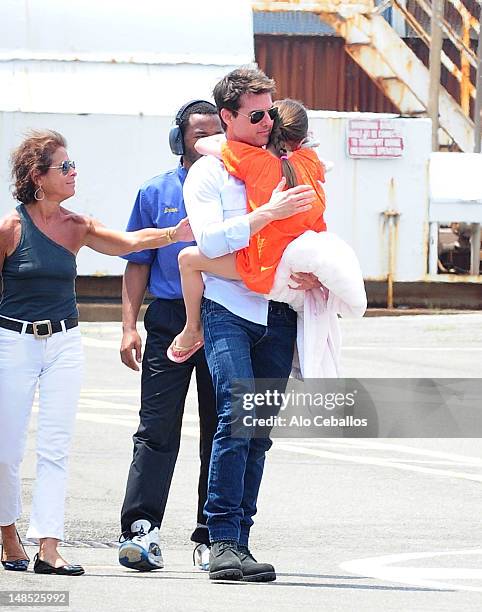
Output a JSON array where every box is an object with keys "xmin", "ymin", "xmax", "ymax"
[{"xmin": 167, "ymin": 337, "xmax": 204, "ymax": 364}]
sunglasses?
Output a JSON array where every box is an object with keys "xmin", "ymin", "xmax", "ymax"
[
  {"xmin": 236, "ymin": 107, "xmax": 278, "ymax": 125},
  {"xmin": 49, "ymin": 160, "xmax": 76, "ymax": 175}
]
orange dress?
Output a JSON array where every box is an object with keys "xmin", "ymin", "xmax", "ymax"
[{"xmin": 221, "ymin": 141, "xmax": 327, "ymax": 294}]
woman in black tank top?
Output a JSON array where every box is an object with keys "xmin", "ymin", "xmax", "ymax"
[{"xmin": 0, "ymin": 130, "xmax": 194, "ymax": 576}]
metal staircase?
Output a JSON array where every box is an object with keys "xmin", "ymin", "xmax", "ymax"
[{"xmin": 252, "ymin": 0, "xmax": 480, "ymax": 151}]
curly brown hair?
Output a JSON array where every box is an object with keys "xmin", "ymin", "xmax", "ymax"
[{"xmin": 10, "ymin": 130, "xmax": 67, "ymax": 204}]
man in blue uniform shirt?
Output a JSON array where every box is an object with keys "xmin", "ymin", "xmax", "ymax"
[{"xmin": 118, "ymin": 100, "xmax": 222, "ymax": 572}]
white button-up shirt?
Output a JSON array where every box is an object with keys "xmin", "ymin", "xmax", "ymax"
[{"xmin": 183, "ymin": 155, "xmax": 269, "ymax": 325}]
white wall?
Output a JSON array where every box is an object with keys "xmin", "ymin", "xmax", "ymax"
[
  {"xmin": 310, "ymin": 112, "xmax": 431, "ymax": 281},
  {"xmin": 0, "ymin": 111, "xmax": 432, "ymax": 280},
  {"xmin": 1, "ymin": 0, "xmax": 252, "ymax": 60},
  {"xmin": 0, "ymin": 0, "xmax": 254, "ymax": 115}
]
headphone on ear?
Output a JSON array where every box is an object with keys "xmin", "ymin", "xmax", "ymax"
[{"xmin": 169, "ymin": 99, "xmax": 217, "ymax": 156}]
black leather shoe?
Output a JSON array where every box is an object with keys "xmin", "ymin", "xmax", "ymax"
[
  {"xmin": 33, "ymin": 554, "xmax": 84, "ymax": 576},
  {"xmin": 1, "ymin": 550, "xmax": 29, "ymax": 572},
  {"xmin": 238, "ymin": 545, "xmax": 276, "ymax": 582},
  {"xmin": 208, "ymin": 541, "xmax": 243, "ymax": 581},
  {"xmin": 1, "ymin": 529, "xmax": 30, "ymax": 571}
]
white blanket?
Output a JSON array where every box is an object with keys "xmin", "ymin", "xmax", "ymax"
[{"xmin": 266, "ymin": 231, "xmax": 367, "ymax": 378}]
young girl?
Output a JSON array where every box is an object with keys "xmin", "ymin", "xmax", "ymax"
[{"xmin": 167, "ymin": 99, "xmax": 327, "ymax": 362}]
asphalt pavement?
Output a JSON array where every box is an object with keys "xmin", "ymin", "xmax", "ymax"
[{"xmin": 1, "ymin": 313, "xmax": 482, "ymax": 612}]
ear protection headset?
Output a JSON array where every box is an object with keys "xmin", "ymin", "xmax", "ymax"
[{"xmin": 169, "ymin": 99, "xmax": 217, "ymax": 156}]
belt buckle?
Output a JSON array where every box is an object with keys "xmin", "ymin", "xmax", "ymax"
[{"xmin": 32, "ymin": 320, "xmax": 53, "ymax": 339}]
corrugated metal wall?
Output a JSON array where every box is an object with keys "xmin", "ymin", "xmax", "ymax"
[
  {"xmin": 254, "ymin": 34, "xmax": 474, "ymax": 116},
  {"xmin": 255, "ymin": 35, "xmax": 398, "ymax": 112}
]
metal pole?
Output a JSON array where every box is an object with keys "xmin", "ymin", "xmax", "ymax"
[
  {"xmin": 387, "ymin": 216, "xmax": 395, "ymax": 308},
  {"xmin": 470, "ymin": 223, "xmax": 481, "ymax": 275},
  {"xmin": 383, "ymin": 209, "xmax": 400, "ymax": 308},
  {"xmin": 474, "ymin": 9, "xmax": 482, "ymax": 154},
  {"xmin": 428, "ymin": 222, "xmax": 439, "ymax": 275},
  {"xmin": 428, "ymin": 0, "xmax": 444, "ymax": 151},
  {"xmin": 472, "ymin": 9, "xmax": 482, "ymax": 275}
]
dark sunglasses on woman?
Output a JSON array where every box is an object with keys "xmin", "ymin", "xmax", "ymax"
[{"xmin": 49, "ymin": 160, "xmax": 76, "ymax": 175}]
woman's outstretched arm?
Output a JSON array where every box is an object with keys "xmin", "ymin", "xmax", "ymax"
[{"xmin": 83, "ymin": 217, "xmax": 194, "ymax": 256}]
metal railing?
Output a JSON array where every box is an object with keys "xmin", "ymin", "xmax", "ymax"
[{"xmin": 386, "ymin": 0, "xmax": 480, "ymax": 118}]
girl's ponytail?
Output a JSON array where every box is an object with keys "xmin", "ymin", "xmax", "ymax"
[{"xmin": 270, "ymin": 114, "xmax": 298, "ymax": 189}]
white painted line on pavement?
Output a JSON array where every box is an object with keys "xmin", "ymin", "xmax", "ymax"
[
  {"xmin": 295, "ymin": 439, "xmax": 482, "ymax": 467},
  {"xmin": 81, "ymin": 337, "xmax": 121, "ymax": 349},
  {"xmin": 347, "ymin": 458, "xmax": 482, "ymax": 466},
  {"xmin": 73, "ymin": 410, "xmax": 199, "ymax": 426},
  {"xmin": 78, "ymin": 399, "xmax": 139, "ymax": 412},
  {"xmin": 81, "ymin": 389, "xmax": 140, "ymax": 396},
  {"xmin": 340, "ymin": 549, "xmax": 482, "ymax": 592},
  {"xmin": 342, "ymin": 347, "xmax": 482, "ymax": 351},
  {"xmin": 273, "ymin": 442, "xmax": 482, "ymax": 483},
  {"xmin": 295, "ymin": 438, "xmax": 482, "ymax": 463}
]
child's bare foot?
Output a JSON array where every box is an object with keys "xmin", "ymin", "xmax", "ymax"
[{"xmin": 167, "ymin": 326, "xmax": 204, "ymax": 363}]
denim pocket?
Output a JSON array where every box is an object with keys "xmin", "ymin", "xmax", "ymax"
[{"xmin": 201, "ymin": 298, "xmax": 226, "ymax": 318}]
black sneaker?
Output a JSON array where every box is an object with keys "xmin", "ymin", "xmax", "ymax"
[
  {"xmin": 238, "ymin": 545, "xmax": 276, "ymax": 582},
  {"xmin": 208, "ymin": 540, "xmax": 243, "ymax": 581}
]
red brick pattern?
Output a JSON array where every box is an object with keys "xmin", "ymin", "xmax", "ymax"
[{"xmin": 347, "ymin": 120, "xmax": 404, "ymax": 158}]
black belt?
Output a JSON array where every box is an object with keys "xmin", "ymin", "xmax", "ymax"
[{"xmin": 0, "ymin": 316, "xmax": 79, "ymax": 338}]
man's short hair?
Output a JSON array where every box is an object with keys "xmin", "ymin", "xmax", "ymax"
[
  {"xmin": 179, "ymin": 101, "xmax": 218, "ymax": 138},
  {"xmin": 213, "ymin": 67, "xmax": 276, "ymax": 129}
]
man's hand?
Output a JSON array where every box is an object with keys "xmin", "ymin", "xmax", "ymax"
[
  {"xmin": 289, "ymin": 272, "xmax": 322, "ymax": 291},
  {"xmin": 265, "ymin": 177, "xmax": 316, "ymax": 221},
  {"xmin": 173, "ymin": 217, "xmax": 195, "ymax": 243},
  {"xmin": 120, "ymin": 328, "xmax": 143, "ymax": 371}
]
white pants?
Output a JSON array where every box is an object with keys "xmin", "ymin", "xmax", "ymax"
[{"xmin": 0, "ymin": 324, "xmax": 83, "ymax": 540}]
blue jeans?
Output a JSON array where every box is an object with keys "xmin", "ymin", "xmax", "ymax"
[{"xmin": 201, "ymin": 298, "xmax": 297, "ymax": 545}]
